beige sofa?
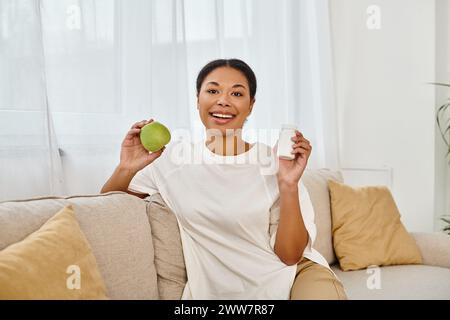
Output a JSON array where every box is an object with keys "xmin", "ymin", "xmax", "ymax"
[{"xmin": 1, "ymin": 168, "xmax": 449, "ymax": 299}]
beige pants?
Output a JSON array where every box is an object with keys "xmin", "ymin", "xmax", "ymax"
[{"xmin": 290, "ymin": 257, "xmax": 348, "ymax": 300}]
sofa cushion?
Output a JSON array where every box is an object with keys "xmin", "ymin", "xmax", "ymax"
[
  {"xmin": 302, "ymin": 168, "xmax": 343, "ymax": 265},
  {"xmin": 328, "ymin": 180, "xmax": 422, "ymax": 271},
  {"xmin": 0, "ymin": 205, "xmax": 108, "ymax": 299},
  {"xmin": 331, "ymin": 264, "xmax": 450, "ymax": 299},
  {"xmin": 0, "ymin": 192, "xmax": 158, "ymax": 300},
  {"xmin": 145, "ymin": 193, "xmax": 187, "ymax": 300}
]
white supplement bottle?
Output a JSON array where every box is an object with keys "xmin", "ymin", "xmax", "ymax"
[{"xmin": 277, "ymin": 124, "xmax": 297, "ymax": 160}]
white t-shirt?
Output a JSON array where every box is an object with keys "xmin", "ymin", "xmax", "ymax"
[{"xmin": 128, "ymin": 139, "xmax": 333, "ymax": 300}]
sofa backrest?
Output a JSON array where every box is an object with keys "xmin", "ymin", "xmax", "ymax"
[
  {"xmin": 144, "ymin": 193, "xmax": 187, "ymax": 300},
  {"xmin": 0, "ymin": 192, "xmax": 158, "ymax": 300},
  {"xmin": 302, "ymin": 168, "xmax": 344, "ymax": 265}
]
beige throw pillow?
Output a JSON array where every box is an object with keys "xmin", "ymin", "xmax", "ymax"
[
  {"xmin": 328, "ymin": 180, "xmax": 422, "ymax": 271},
  {"xmin": 0, "ymin": 205, "xmax": 108, "ymax": 299}
]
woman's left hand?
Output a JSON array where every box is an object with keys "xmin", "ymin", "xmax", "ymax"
[{"xmin": 274, "ymin": 130, "xmax": 312, "ymax": 187}]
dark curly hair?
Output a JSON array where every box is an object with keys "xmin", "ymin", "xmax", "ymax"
[{"xmin": 196, "ymin": 59, "xmax": 257, "ymax": 100}]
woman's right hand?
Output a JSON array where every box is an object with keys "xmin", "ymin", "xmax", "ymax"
[{"xmin": 119, "ymin": 119, "xmax": 166, "ymax": 172}]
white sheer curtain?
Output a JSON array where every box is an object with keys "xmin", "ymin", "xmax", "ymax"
[
  {"xmin": 0, "ymin": 0, "xmax": 340, "ymax": 201},
  {"xmin": 0, "ymin": 0, "xmax": 65, "ymax": 200}
]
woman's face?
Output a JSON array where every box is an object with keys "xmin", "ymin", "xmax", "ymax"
[{"xmin": 197, "ymin": 67, "xmax": 254, "ymax": 136}]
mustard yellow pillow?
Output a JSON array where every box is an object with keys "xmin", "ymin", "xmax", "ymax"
[
  {"xmin": 0, "ymin": 205, "xmax": 108, "ymax": 299},
  {"xmin": 328, "ymin": 180, "xmax": 422, "ymax": 271}
]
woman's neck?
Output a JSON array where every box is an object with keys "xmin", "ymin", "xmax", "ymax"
[{"xmin": 205, "ymin": 135, "xmax": 250, "ymax": 156}]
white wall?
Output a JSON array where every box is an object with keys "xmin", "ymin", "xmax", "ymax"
[{"xmin": 330, "ymin": 0, "xmax": 436, "ymax": 232}]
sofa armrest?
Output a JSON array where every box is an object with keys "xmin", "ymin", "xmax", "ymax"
[{"xmin": 410, "ymin": 232, "xmax": 450, "ymax": 269}]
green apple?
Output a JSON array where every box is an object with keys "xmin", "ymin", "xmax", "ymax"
[{"xmin": 140, "ymin": 121, "xmax": 171, "ymax": 152}]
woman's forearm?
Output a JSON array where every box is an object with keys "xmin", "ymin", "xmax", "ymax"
[
  {"xmin": 100, "ymin": 165, "xmax": 138, "ymax": 193},
  {"xmin": 274, "ymin": 182, "xmax": 309, "ymax": 265}
]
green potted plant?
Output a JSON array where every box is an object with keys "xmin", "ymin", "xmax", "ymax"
[{"xmin": 432, "ymin": 82, "xmax": 450, "ymax": 234}]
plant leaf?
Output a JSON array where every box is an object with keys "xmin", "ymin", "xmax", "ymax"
[
  {"xmin": 437, "ymin": 103, "xmax": 450, "ymax": 113},
  {"xmin": 436, "ymin": 104, "xmax": 450, "ymax": 147},
  {"xmin": 429, "ymin": 82, "xmax": 450, "ymax": 87},
  {"xmin": 431, "ymin": 84, "xmax": 450, "ymax": 155}
]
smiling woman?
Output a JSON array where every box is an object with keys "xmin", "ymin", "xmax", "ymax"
[{"xmin": 102, "ymin": 58, "xmax": 346, "ymax": 300}]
